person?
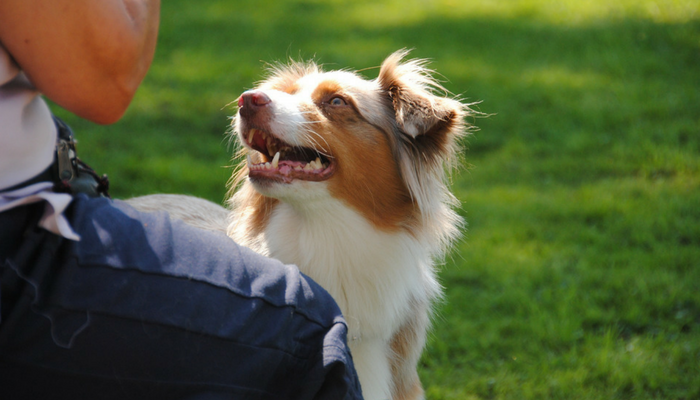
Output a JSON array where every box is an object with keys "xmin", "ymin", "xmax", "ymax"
[{"xmin": 0, "ymin": 1, "xmax": 364, "ymax": 399}]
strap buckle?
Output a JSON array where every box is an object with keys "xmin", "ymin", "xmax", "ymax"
[{"xmin": 52, "ymin": 117, "xmax": 110, "ymax": 198}]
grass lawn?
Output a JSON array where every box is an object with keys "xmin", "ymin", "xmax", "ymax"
[{"xmin": 52, "ymin": 0, "xmax": 699, "ymax": 398}]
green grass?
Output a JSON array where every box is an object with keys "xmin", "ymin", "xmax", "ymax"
[{"xmin": 52, "ymin": 0, "xmax": 700, "ymax": 398}]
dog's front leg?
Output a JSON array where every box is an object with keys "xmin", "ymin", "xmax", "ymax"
[{"xmin": 350, "ymin": 338, "xmax": 393, "ymax": 400}]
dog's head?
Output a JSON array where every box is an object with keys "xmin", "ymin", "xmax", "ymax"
[{"xmin": 232, "ymin": 50, "xmax": 471, "ymax": 237}]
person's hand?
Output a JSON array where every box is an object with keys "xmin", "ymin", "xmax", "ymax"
[{"xmin": 0, "ymin": 0, "xmax": 160, "ymax": 124}]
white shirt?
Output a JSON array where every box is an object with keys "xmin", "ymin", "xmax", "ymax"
[
  {"xmin": 0, "ymin": 43, "xmax": 56, "ymax": 190},
  {"xmin": 0, "ymin": 43, "xmax": 80, "ymax": 240}
]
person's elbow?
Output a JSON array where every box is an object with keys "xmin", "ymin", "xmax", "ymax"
[
  {"xmin": 67, "ymin": 78, "xmax": 140, "ymax": 125},
  {"xmin": 41, "ymin": 45, "xmax": 152, "ymax": 125},
  {"xmin": 74, "ymin": 30, "xmax": 156, "ymax": 124}
]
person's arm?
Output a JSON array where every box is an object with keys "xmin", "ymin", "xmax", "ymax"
[{"xmin": 0, "ymin": 0, "xmax": 160, "ymax": 124}]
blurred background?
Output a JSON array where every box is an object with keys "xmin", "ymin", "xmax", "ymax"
[{"xmin": 54, "ymin": 0, "xmax": 699, "ymax": 398}]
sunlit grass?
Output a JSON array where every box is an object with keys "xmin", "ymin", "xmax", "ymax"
[{"xmin": 52, "ymin": 0, "xmax": 700, "ymax": 398}]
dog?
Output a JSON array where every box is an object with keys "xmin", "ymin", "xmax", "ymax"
[{"xmin": 129, "ymin": 50, "xmax": 472, "ymax": 399}]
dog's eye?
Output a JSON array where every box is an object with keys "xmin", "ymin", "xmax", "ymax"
[{"xmin": 329, "ymin": 97, "xmax": 346, "ymax": 106}]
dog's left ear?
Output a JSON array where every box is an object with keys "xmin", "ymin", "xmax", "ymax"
[
  {"xmin": 378, "ymin": 50, "xmax": 464, "ymax": 139},
  {"xmin": 376, "ymin": 51, "xmax": 470, "ymax": 237}
]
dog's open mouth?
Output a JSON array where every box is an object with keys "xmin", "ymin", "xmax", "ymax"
[{"xmin": 242, "ymin": 128, "xmax": 335, "ymax": 183}]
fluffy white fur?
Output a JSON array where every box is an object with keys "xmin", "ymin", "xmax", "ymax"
[{"xmin": 230, "ymin": 191, "xmax": 438, "ymax": 399}]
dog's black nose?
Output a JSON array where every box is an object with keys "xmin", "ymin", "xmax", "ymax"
[{"xmin": 238, "ymin": 90, "xmax": 271, "ymax": 110}]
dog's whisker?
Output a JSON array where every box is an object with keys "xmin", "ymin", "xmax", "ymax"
[
  {"xmin": 303, "ymin": 137, "xmax": 332, "ymax": 159},
  {"xmin": 300, "ymin": 129, "xmax": 333, "ymax": 158}
]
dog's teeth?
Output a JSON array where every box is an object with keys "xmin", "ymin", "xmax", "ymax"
[
  {"xmin": 309, "ymin": 158, "xmax": 322, "ymax": 170},
  {"xmin": 294, "ymin": 166, "xmax": 303, "ymax": 171},
  {"xmin": 303, "ymin": 164, "xmax": 313, "ymax": 172},
  {"xmin": 246, "ymin": 154, "xmax": 252, "ymax": 166},
  {"xmin": 247, "ymin": 129, "xmax": 256, "ymax": 144},
  {"xmin": 271, "ymin": 152, "xmax": 280, "ymax": 169},
  {"xmin": 264, "ymin": 162, "xmax": 271, "ymax": 170}
]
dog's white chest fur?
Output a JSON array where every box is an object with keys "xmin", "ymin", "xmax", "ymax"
[
  {"xmin": 234, "ymin": 193, "xmax": 439, "ymax": 399},
  {"xmin": 262, "ymin": 198, "xmax": 438, "ymax": 340}
]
